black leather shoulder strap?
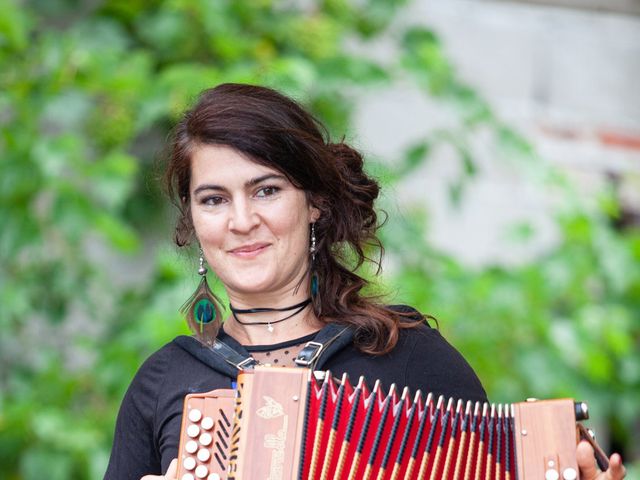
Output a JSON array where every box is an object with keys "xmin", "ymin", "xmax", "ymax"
[
  {"xmin": 211, "ymin": 339, "xmax": 259, "ymax": 371},
  {"xmin": 175, "ymin": 322, "xmax": 355, "ymax": 376},
  {"xmin": 173, "ymin": 335, "xmax": 255, "ymax": 378},
  {"xmin": 294, "ymin": 324, "xmax": 352, "ymax": 369},
  {"xmin": 175, "ymin": 307, "xmax": 420, "ymax": 376}
]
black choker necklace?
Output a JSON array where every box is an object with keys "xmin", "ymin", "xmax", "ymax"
[{"xmin": 229, "ymin": 298, "xmax": 312, "ymax": 333}]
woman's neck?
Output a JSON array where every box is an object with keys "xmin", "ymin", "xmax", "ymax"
[{"xmin": 223, "ymin": 291, "xmax": 322, "ymax": 346}]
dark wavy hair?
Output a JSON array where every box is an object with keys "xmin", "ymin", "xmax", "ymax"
[{"xmin": 163, "ymin": 83, "xmax": 422, "ymax": 354}]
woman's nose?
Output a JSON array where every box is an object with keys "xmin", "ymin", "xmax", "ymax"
[{"xmin": 228, "ymin": 199, "xmax": 259, "ymax": 232}]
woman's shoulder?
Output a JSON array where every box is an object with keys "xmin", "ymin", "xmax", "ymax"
[
  {"xmin": 387, "ymin": 304, "xmax": 430, "ymax": 325},
  {"xmin": 134, "ymin": 339, "xmax": 192, "ymax": 379},
  {"xmin": 127, "ymin": 338, "xmax": 218, "ymax": 393},
  {"xmin": 399, "ymin": 320, "xmax": 488, "ymax": 402},
  {"xmin": 326, "ymin": 305, "xmax": 487, "ymax": 402},
  {"xmin": 121, "ymin": 337, "xmax": 234, "ymax": 423},
  {"xmin": 135, "ymin": 337, "xmax": 234, "ymax": 389},
  {"xmin": 124, "ymin": 341, "xmax": 186, "ymax": 406}
]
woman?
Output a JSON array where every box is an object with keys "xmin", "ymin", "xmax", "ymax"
[{"xmin": 104, "ymin": 84, "xmax": 625, "ymax": 480}]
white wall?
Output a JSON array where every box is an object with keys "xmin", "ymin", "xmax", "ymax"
[{"xmin": 355, "ymin": 0, "xmax": 640, "ymax": 266}]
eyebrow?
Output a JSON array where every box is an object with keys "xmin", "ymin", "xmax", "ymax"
[{"xmin": 193, "ymin": 174, "xmax": 287, "ymax": 195}]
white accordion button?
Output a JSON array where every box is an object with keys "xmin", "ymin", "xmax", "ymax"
[
  {"xmin": 185, "ymin": 440, "xmax": 198, "ymax": 454},
  {"xmin": 563, "ymin": 468, "xmax": 577, "ymax": 480},
  {"xmin": 199, "ymin": 432, "xmax": 213, "ymax": 446},
  {"xmin": 207, "ymin": 474, "xmax": 221, "ymax": 480},
  {"xmin": 183, "ymin": 457, "xmax": 196, "ymax": 471},
  {"xmin": 197, "ymin": 449, "xmax": 211, "ymax": 462},
  {"xmin": 181, "ymin": 474, "xmax": 195, "ymax": 480},
  {"xmin": 195, "ymin": 465, "xmax": 208, "ymax": 478},
  {"xmin": 201, "ymin": 416, "xmax": 214, "ymax": 430},
  {"xmin": 545, "ymin": 469, "xmax": 560, "ymax": 480},
  {"xmin": 187, "ymin": 424, "xmax": 200, "ymax": 438},
  {"xmin": 188, "ymin": 408, "xmax": 203, "ymax": 423}
]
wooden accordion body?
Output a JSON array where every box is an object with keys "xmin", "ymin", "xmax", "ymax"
[{"xmin": 177, "ymin": 367, "xmax": 599, "ymax": 480}]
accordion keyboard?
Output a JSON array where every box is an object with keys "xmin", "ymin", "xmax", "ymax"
[{"xmin": 177, "ymin": 389, "xmax": 235, "ymax": 480}]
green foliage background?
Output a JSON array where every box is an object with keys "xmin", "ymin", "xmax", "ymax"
[{"xmin": 1, "ymin": 0, "xmax": 638, "ymax": 478}]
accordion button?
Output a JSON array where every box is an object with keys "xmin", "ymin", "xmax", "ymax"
[
  {"xmin": 195, "ymin": 465, "xmax": 208, "ymax": 478},
  {"xmin": 183, "ymin": 457, "xmax": 196, "ymax": 471},
  {"xmin": 181, "ymin": 474, "xmax": 195, "ymax": 480},
  {"xmin": 187, "ymin": 424, "xmax": 200, "ymax": 438},
  {"xmin": 207, "ymin": 474, "xmax": 220, "ymax": 480},
  {"xmin": 185, "ymin": 440, "xmax": 198, "ymax": 454},
  {"xmin": 545, "ymin": 469, "xmax": 559, "ymax": 480},
  {"xmin": 199, "ymin": 432, "xmax": 213, "ymax": 446},
  {"xmin": 197, "ymin": 449, "xmax": 211, "ymax": 462},
  {"xmin": 188, "ymin": 409, "xmax": 203, "ymax": 423},
  {"xmin": 201, "ymin": 416, "xmax": 214, "ymax": 430},
  {"xmin": 563, "ymin": 468, "xmax": 577, "ymax": 480}
]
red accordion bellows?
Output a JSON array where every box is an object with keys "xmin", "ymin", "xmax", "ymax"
[{"xmin": 176, "ymin": 367, "xmax": 597, "ymax": 480}]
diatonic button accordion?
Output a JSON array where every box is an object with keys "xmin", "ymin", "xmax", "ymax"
[{"xmin": 177, "ymin": 366, "xmax": 605, "ymax": 480}]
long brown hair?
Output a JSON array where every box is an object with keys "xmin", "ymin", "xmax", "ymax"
[{"xmin": 164, "ymin": 83, "xmax": 422, "ymax": 354}]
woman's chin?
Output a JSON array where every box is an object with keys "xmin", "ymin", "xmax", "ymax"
[{"xmin": 226, "ymin": 278, "xmax": 282, "ymax": 297}]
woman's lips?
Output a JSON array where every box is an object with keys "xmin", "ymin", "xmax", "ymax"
[{"xmin": 228, "ymin": 243, "xmax": 270, "ymax": 257}]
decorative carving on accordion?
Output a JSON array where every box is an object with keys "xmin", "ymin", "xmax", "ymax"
[
  {"xmin": 258, "ymin": 396, "xmax": 285, "ymax": 419},
  {"xmin": 177, "ymin": 367, "xmax": 604, "ymax": 480}
]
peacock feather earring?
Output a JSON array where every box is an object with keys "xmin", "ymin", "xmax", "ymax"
[
  {"xmin": 310, "ymin": 223, "xmax": 320, "ymax": 311},
  {"xmin": 180, "ymin": 248, "xmax": 223, "ymax": 346}
]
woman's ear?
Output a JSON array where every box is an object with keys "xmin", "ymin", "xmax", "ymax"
[{"xmin": 309, "ymin": 206, "xmax": 320, "ymax": 223}]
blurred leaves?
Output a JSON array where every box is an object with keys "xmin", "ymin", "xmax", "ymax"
[{"xmin": 1, "ymin": 0, "xmax": 639, "ymax": 478}]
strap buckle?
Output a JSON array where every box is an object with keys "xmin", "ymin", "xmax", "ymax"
[
  {"xmin": 295, "ymin": 341, "xmax": 324, "ymax": 367},
  {"xmin": 235, "ymin": 357, "xmax": 258, "ymax": 371}
]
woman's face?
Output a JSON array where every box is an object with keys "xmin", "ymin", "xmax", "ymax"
[{"xmin": 189, "ymin": 144, "xmax": 319, "ymax": 302}]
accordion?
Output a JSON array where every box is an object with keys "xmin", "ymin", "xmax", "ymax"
[{"xmin": 176, "ymin": 366, "xmax": 606, "ymax": 480}]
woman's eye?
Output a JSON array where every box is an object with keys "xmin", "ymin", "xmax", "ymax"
[
  {"xmin": 202, "ymin": 196, "xmax": 225, "ymax": 206},
  {"xmin": 255, "ymin": 186, "xmax": 280, "ymax": 198}
]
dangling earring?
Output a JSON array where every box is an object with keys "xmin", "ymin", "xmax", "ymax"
[
  {"xmin": 310, "ymin": 223, "xmax": 320, "ymax": 312},
  {"xmin": 180, "ymin": 248, "xmax": 223, "ymax": 346}
]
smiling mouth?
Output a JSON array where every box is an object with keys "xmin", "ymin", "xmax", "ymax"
[{"xmin": 229, "ymin": 243, "xmax": 270, "ymax": 257}]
